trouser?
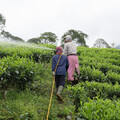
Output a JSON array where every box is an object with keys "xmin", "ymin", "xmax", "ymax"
[
  {"xmin": 55, "ymin": 75, "xmax": 65, "ymax": 94},
  {"xmin": 67, "ymin": 55, "xmax": 80, "ymax": 81}
]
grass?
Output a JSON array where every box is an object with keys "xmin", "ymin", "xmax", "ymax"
[{"xmin": 0, "ymin": 63, "xmax": 74, "ymax": 120}]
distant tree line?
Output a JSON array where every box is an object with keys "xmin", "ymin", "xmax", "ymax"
[
  {"xmin": 27, "ymin": 32, "xmax": 58, "ymax": 45},
  {"xmin": 0, "ymin": 13, "xmax": 114, "ymax": 48},
  {"xmin": 27, "ymin": 30, "xmax": 88, "ymax": 47}
]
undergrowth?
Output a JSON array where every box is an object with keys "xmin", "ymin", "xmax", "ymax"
[{"xmin": 0, "ymin": 63, "xmax": 73, "ymax": 120}]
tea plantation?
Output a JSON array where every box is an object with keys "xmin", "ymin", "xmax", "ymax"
[{"xmin": 0, "ymin": 42, "xmax": 120, "ymax": 120}]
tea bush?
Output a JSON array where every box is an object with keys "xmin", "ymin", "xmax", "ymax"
[
  {"xmin": 0, "ymin": 55, "xmax": 44, "ymax": 91},
  {"xmin": 68, "ymin": 81, "xmax": 120, "ymax": 111},
  {"xmin": 0, "ymin": 42, "xmax": 55, "ymax": 63},
  {"xmin": 78, "ymin": 99, "xmax": 120, "ymax": 120}
]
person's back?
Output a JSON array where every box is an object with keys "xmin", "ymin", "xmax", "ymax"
[
  {"xmin": 63, "ymin": 41, "xmax": 77, "ymax": 56},
  {"xmin": 63, "ymin": 35, "xmax": 80, "ymax": 86},
  {"xmin": 52, "ymin": 54, "xmax": 69, "ymax": 75},
  {"xmin": 52, "ymin": 46, "xmax": 69, "ymax": 102}
]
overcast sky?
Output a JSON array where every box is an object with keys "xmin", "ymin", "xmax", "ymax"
[{"xmin": 0, "ymin": 0, "xmax": 120, "ymax": 47}]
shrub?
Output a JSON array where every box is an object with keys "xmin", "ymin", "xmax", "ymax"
[
  {"xmin": 0, "ymin": 56, "xmax": 39, "ymax": 92},
  {"xmin": 78, "ymin": 99, "xmax": 120, "ymax": 120}
]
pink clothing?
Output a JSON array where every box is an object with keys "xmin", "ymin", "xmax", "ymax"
[{"xmin": 67, "ymin": 55, "xmax": 80, "ymax": 81}]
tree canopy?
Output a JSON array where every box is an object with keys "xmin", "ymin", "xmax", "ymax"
[
  {"xmin": 39, "ymin": 32, "xmax": 58, "ymax": 44},
  {"xmin": 1, "ymin": 30, "xmax": 24, "ymax": 42},
  {"xmin": 0, "ymin": 14, "xmax": 24, "ymax": 42},
  {"xmin": 61, "ymin": 29, "xmax": 88, "ymax": 46},
  {"xmin": 27, "ymin": 32, "xmax": 58, "ymax": 44},
  {"xmin": 93, "ymin": 38, "xmax": 111, "ymax": 48},
  {"xmin": 0, "ymin": 14, "xmax": 6, "ymax": 32}
]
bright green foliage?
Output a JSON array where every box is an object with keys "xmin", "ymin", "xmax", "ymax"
[
  {"xmin": 79, "ymin": 66, "xmax": 105, "ymax": 82},
  {"xmin": 0, "ymin": 63, "xmax": 71, "ymax": 120},
  {"xmin": 69, "ymin": 81, "xmax": 120, "ymax": 101},
  {"xmin": 0, "ymin": 56, "xmax": 38, "ymax": 91},
  {"xmin": 0, "ymin": 42, "xmax": 55, "ymax": 63},
  {"xmin": 68, "ymin": 81, "xmax": 120, "ymax": 119},
  {"xmin": 79, "ymin": 99, "xmax": 120, "ymax": 120},
  {"xmin": 0, "ymin": 42, "xmax": 54, "ymax": 92},
  {"xmin": 38, "ymin": 43, "xmax": 56, "ymax": 49},
  {"xmin": 76, "ymin": 47, "xmax": 120, "ymax": 84},
  {"xmin": 106, "ymin": 71, "xmax": 120, "ymax": 84},
  {"xmin": 67, "ymin": 46, "xmax": 120, "ymax": 119},
  {"xmin": 1, "ymin": 43, "xmax": 120, "ymax": 119}
]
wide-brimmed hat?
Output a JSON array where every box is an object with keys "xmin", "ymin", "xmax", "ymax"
[
  {"xmin": 56, "ymin": 46, "xmax": 63, "ymax": 54},
  {"xmin": 64, "ymin": 35, "xmax": 72, "ymax": 42}
]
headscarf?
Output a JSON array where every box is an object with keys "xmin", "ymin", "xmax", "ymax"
[
  {"xmin": 64, "ymin": 35, "xmax": 72, "ymax": 42},
  {"xmin": 56, "ymin": 46, "xmax": 63, "ymax": 54}
]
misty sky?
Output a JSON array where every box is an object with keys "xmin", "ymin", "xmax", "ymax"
[{"xmin": 0, "ymin": 0, "xmax": 120, "ymax": 47}]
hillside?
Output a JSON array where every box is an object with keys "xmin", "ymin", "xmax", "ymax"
[
  {"xmin": 0, "ymin": 42, "xmax": 120, "ymax": 119},
  {"xmin": 0, "ymin": 42, "xmax": 72, "ymax": 120}
]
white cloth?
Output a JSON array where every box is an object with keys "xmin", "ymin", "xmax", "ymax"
[
  {"xmin": 64, "ymin": 35, "xmax": 72, "ymax": 42},
  {"xmin": 63, "ymin": 41, "xmax": 77, "ymax": 56}
]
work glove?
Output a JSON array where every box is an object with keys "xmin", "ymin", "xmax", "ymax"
[{"xmin": 52, "ymin": 71, "xmax": 55, "ymax": 76}]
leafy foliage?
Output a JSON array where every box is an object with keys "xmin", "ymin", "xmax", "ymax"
[
  {"xmin": 1, "ymin": 43, "xmax": 120, "ymax": 119},
  {"xmin": 1, "ymin": 30, "xmax": 24, "ymax": 42},
  {"xmin": 0, "ymin": 42, "xmax": 55, "ymax": 63},
  {"xmin": 79, "ymin": 99, "xmax": 120, "ymax": 120},
  {"xmin": 61, "ymin": 29, "xmax": 88, "ymax": 46},
  {"xmin": 0, "ymin": 56, "xmax": 39, "ymax": 91},
  {"xmin": 93, "ymin": 38, "xmax": 111, "ymax": 48},
  {"xmin": 27, "ymin": 32, "xmax": 58, "ymax": 44},
  {"xmin": 0, "ymin": 14, "xmax": 5, "ymax": 30}
]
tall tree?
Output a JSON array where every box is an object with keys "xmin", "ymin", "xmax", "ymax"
[
  {"xmin": 27, "ymin": 32, "xmax": 58, "ymax": 44},
  {"xmin": 61, "ymin": 29, "xmax": 88, "ymax": 46},
  {"xmin": 0, "ymin": 14, "xmax": 24, "ymax": 42},
  {"xmin": 1, "ymin": 30, "xmax": 24, "ymax": 42},
  {"xmin": 0, "ymin": 14, "xmax": 6, "ymax": 32},
  {"xmin": 39, "ymin": 32, "xmax": 58, "ymax": 44},
  {"xmin": 27, "ymin": 37, "xmax": 40, "ymax": 44},
  {"xmin": 93, "ymin": 38, "xmax": 111, "ymax": 48}
]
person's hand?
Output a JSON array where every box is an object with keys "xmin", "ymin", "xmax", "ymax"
[{"xmin": 52, "ymin": 71, "xmax": 55, "ymax": 76}]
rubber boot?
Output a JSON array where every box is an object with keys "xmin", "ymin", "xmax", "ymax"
[{"xmin": 57, "ymin": 86, "xmax": 64, "ymax": 102}]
